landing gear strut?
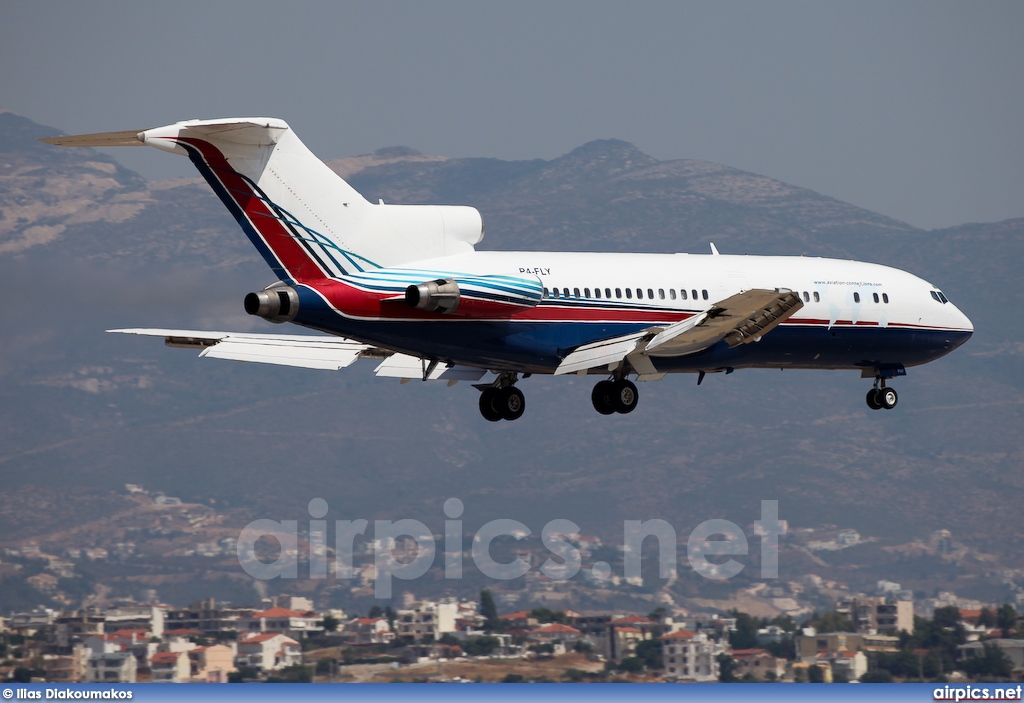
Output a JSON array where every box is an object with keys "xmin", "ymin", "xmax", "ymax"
[
  {"xmin": 478, "ymin": 373, "xmax": 525, "ymax": 422},
  {"xmin": 866, "ymin": 381, "xmax": 898, "ymax": 410},
  {"xmin": 592, "ymin": 378, "xmax": 639, "ymax": 415}
]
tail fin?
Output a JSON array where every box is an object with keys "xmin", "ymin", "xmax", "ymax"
[{"xmin": 41, "ymin": 118, "xmax": 484, "ymax": 282}]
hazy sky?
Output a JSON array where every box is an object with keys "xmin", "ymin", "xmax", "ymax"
[{"xmin": 3, "ymin": 0, "xmax": 1022, "ymax": 230}]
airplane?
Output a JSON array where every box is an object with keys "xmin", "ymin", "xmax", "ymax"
[{"xmin": 41, "ymin": 118, "xmax": 974, "ymax": 422}]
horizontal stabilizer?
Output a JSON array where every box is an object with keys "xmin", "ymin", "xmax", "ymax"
[
  {"xmin": 38, "ymin": 130, "xmax": 145, "ymax": 147},
  {"xmin": 108, "ymin": 328, "xmax": 381, "ymax": 371}
]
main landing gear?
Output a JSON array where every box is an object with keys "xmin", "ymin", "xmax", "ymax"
[
  {"xmin": 591, "ymin": 378, "xmax": 639, "ymax": 415},
  {"xmin": 478, "ymin": 372, "xmax": 525, "ymax": 422},
  {"xmin": 866, "ymin": 382, "xmax": 898, "ymax": 410}
]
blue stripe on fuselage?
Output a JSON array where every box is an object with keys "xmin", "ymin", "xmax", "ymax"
[{"xmin": 290, "ymin": 288, "xmax": 971, "ymax": 373}]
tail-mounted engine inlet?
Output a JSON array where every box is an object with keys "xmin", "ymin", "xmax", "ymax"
[
  {"xmin": 244, "ymin": 283, "xmax": 299, "ymax": 323},
  {"xmin": 405, "ymin": 278, "xmax": 460, "ymax": 314}
]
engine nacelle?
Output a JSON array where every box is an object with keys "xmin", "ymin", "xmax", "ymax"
[
  {"xmin": 405, "ymin": 278, "xmax": 460, "ymax": 314},
  {"xmin": 244, "ymin": 283, "xmax": 299, "ymax": 323}
]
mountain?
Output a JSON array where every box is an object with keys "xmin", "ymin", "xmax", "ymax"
[{"xmin": 0, "ymin": 113, "xmax": 1021, "ymax": 612}]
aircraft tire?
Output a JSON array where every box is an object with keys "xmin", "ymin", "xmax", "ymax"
[
  {"xmin": 613, "ymin": 380, "xmax": 639, "ymax": 414},
  {"xmin": 592, "ymin": 381, "xmax": 617, "ymax": 415},
  {"xmin": 866, "ymin": 389, "xmax": 883, "ymax": 410},
  {"xmin": 880, "ymin": 387, "xmax": 898, "ymax": 410},
  {"xmin": 498, "ymin": 387, "xmax": 526, "ymax": 421},
  {"xmin": 479, "ymin": 388, "xmax": 503, "ymax": 422}
]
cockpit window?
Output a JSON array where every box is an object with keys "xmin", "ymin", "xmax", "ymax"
[{"xmin": 931, "ymin": 290, "xmax": 948, "ymax": 304}]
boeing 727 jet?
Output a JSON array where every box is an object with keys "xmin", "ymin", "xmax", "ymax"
[{"xmin": 41, "ymin": 118, "xmax": 973, "ymax": 421}]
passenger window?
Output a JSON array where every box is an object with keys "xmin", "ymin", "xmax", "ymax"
[
  {"xmin": 552, "ymin": 288, "xmax": 559, "ymax": 298},
  {"xmin": 648, "ymin": 288, "xmax": 655, "ymax": 299},
  {"xmin": 594, "ymin": 287, "xmax": 601, "ymax": 299},
  {"xmin": 542, "ymin": 287, "xmax": 548, "ymax": 299},
  {"xmin": 702, "ymin": 290, "xmax": 708, "ymax": 300},
  {"xmin": 605, "ymin": 288, "xmax": 612, "ymax": 298},
  {"xmin": 659, "ymin": 289, "xmax": 665, "ymax": 300},
  {"xmin": 853, "ymin": 292, "xmax": 861, "ymax": 303},
  {"xmin": 636, "ymin": 288, "xmax": 643, "ymax": 299},
  {"xmin": 574, "ymin": 287, "xmax": 581, "ymax": 298},
  {"xmin": 615, "ymin": 288, "xmax": 622, "ymax": 298},
  {"xmin": 882, "ymin": 293, "xmax": 889, "ymax": 304},
  {"xmin": 680, "ymin": 289, "xmax": 688, "ymax": 300},
  {"xmin": 560, "ymin": 287, "xmax": 567, "ymax": 298},
  {"xmin": 813, "ymin": 292, "xmax": 820, "ymax": 302},
  {"xmin": 625, "ymin": 288, "xmax": 633, "ymax": 299},
  {"xmin": 691, "ymin": 289, "xmax": 698, "ymax": 300},
  {"xmin": 802, "ymin": 292, "xmax": 810, "ymax": 302},
  {"xmin": 873, "ymin": 292, "xmax": 879, "ymax": 303},
  {"xmin": 584, "ymin": 288, "xmax": 590, "ymax": 298},
  {"xmin": 669, "ymin": 289, "xmax": 677, "ymax": 300}
]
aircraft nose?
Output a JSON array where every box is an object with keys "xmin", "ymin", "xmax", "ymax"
[{"xmin": 946, "ymin": 302, "xmax": 973, "ymax": 348}]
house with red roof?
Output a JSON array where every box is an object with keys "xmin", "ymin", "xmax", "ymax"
[
  {"xmin": 150, "ymin": 650, "xmax": 190, "ymax": 682},
  {"xmin": 239, "ymin": 606, "xmax": 322, "ymax": 638},
  {"xmin": 661, "ymin": 629, "xmax": 727, "ymax": 682},
  {"xmin": 499, "ymin": 611, "xmax": 538, "ymax": 631},
  {"xmin": 730, "ymin": 647, "xmax": 785, "ymax": 681}
]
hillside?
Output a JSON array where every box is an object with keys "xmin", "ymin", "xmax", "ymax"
[{"xmin": 0, "ymin": 113, "xmax": 1021, "ymax": 612}]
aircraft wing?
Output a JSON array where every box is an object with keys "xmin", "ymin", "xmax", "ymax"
[
  {"xmin": 554, "ymin": 289, "xmax": 803, "ymax": 377},
  {"xmin": 108, "ymin": 328, "xmax": 487, "ymax": 382},
  {"xmin": 108, "ymin": 328, "xmax": 383, "ymax": 371}
]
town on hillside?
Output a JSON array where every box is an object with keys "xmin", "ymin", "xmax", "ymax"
[{"xmin": 1, "ymin": 591, "xmax": 1022, "ymax": 684}]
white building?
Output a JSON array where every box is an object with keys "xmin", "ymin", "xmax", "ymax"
[
  {"xmin": 236, "ymin": 633, "xmax": 301, "ymax": 672},
  {"xmin": 395, "ymin": 601, "xmax": 457, "ymax": 641},
  {"xmin": 85, "ymin": 651, "xmax": 137, "ymax": 683},
  {"xmin": 104, "ymin": 605, "xmax": 166, "ymax": 638},
  {"xmin": 661, "ymin": 630, "xmax": 727, "ymax": 682},
  {"xmin": 344, "ymin": 617, "xmax": 394, "ymax": 645}
]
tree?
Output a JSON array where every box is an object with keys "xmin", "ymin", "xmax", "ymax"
[
  {"xmin": 812, "ymin": 610, "xmax": 855, "ymax": 633},
  {"xmin": 635, "ymin": 637, "xmax": 663, "ymax": 671},
  {"xmin": 996, "ymin": 604, "xmax": 1017, "ymax": 637},
  {"xmin": 617, "ymin": 656, "xmax": 644, "ymax": 674},
  {"xmin": 562, "ymin": 668, "xmax": 587, "ymax": 682},
  {"xmin": 860, "ymin": 670, "xmax": 894, "ymax": 683},
  {"xmin": 266, "ymin": 664, "xmax": 312, "ymax": 683},
  {"xmin": 501, "ymin": 673, "xmax": 525, "ymax": 683},
  {"xmin": 728, "ymin": 611, "xmax": 762, "ymax": 650},
  {"xmin": 462, "ymin": 636, "xmax": 500, "ymax": 657},
  {"xmin": 978, "ymin": 608, "xmax": 996, "ymax": 628},
  {"xmin": 480, "ymin": 589, "xmax": 500, "ymax": 632},
  {"xmin": 320, "ymin": 615, "xmax": 339, "ymax": 632},
  {"xmin": 962, "ymin": 643, "xmax": 1013, "ymax": 680},
  {"xmin": 717, "ymin": 653, "xmax": 738, "ymax": 682},
  {"xmin": 933, "ymin": 606, "xmax": 961, "ymax": 630},
  {"xmin": 807, "ymin": 664, "xmax": 825, "ymax": 683},
  {"xmin": 368, "ymin": 605, "xmax": 383, "ymax": 618}
]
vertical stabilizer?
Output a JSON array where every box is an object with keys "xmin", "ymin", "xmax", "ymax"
[{"xmin": 42, "ymin": 118, "xmax": 484, "ymax": 282}]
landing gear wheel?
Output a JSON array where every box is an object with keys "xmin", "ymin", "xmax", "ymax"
[
  {"xmin": 497, "ymin": 387, "xmax": 526, "ymax": 421},
  {"xmin": 613, "ymin": 379, "xmax": 639, "ymax": 414},
  {"xmin": 879, "ymin": 387, "xmax": 898, "ymax": 410},
  {"xmin": 866, "ymin": 388, "xmax": 883, "ymax": 410},
  {"xmin": 592, "ymin": 381, "xmax": 617, "ymax": 415},
  {"xmin": 479, "ymin": 388, "xmax": 503, "ymax": 422}
]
